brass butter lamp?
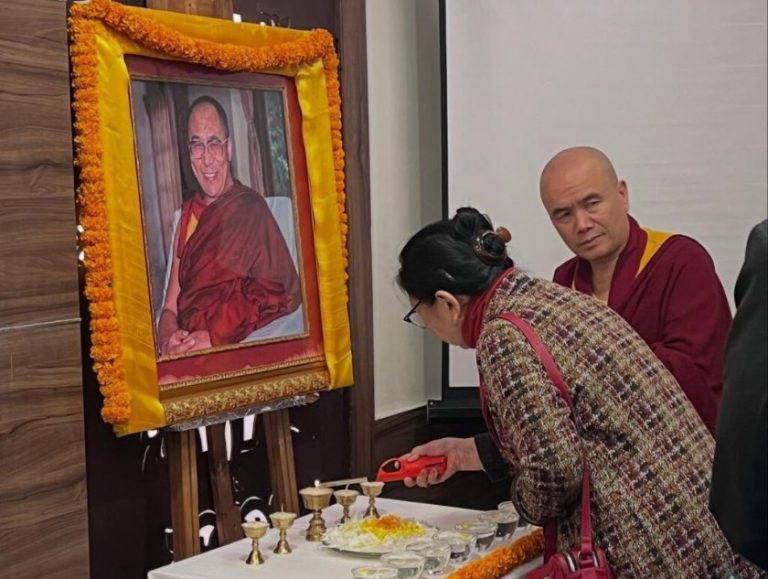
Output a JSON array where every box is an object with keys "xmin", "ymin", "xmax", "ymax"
[
  {"xmin": 269, "ymin": 510, "xmax": 297, "ymax": 554},
  {"xmin": 299, "ymin": 486, "xmax": 333, "ymax": 541},
  {"xmin": 333, "ymin": 488, "xmax": 359, "ymax": 524},
  {"xmin": 360, "ymin": 481, "xmax": 385, "ymax": 518},
  {"xmin": 241, "ymin": 521, "xmax": 269, "ymax": 565}
]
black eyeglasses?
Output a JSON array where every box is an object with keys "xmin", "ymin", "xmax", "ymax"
[
  {"xmin": 188, "ymin": 137, "xmax": 229, "ymax": 160},
  {"xmin": 403, "ymin": 300, "xmax": 426, "ymax": 328}
]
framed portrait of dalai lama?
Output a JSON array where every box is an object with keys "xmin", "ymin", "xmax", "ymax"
[
  {"xmin": 69, "ymin": 2, "xmax": 353, "ymax": 435},
  {"xmin": 129, "ymin": 59, "xmax": 310, "ymax": 358},
  {"xmin": 128, "ymin": 56, "xmax": 319, "ymax": 379}
]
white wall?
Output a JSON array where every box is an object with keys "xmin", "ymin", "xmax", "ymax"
[
  {"xmin": 415, "ymin": 0, "xmax": 444, "ymax": 402},
  {"xmin": 367, "ymin": 0, "xmax": 442, "ymax": 418},
  {"xmin": 366, "ymin": 1, "xmax": 767, "ymax": 404},
  {"xmin": 445, "ymin": 0, "xmax": 768, "ymax": 387}
]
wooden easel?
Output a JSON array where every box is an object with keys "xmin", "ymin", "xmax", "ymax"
[
  {"xmin": 148, "ymin": 0, "xmax": 300, "ymax": 561},
  {"xmin": 166, "ymin": 409, "xmax": 300, "ymax": 560}
]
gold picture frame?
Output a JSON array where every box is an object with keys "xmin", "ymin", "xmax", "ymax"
[{"xmin": 70, "ymin": 0, "xmax": 353, "ymax": 435}]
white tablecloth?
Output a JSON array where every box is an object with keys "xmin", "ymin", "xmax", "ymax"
[{"xmin": 147, "ymin": 498, "xmax": 542, "ymax": 579}]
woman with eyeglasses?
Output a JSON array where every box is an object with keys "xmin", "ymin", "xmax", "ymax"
[{"xmin": 396, "ymin": 207, "xmax": 759, "ymax": 577}]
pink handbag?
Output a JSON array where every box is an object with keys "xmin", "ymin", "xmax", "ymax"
[{"xmin": 497, "ymin": 313, "xmax": 614, "ymax": 579}]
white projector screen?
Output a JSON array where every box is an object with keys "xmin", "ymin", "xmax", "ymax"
[{"xmin": 445, "ymin": 0, "xmax": 768, "ymax": 388}]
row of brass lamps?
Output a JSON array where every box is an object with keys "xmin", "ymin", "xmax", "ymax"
[{"xmin": 241, "ymin": 480, "xmax": 386, "ymax": 565}]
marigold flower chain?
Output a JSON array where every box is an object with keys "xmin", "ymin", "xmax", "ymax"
[
  {"xmin": 69, "ymin": 13, "xmax": 131, "ymax": 424},
  {"xmin": 446, "ymin": 529, "xmax": 544, "ymax": 579},
  {"xmin": 69, "ymin": 0, "xmax": 349, "ymax": 424}
]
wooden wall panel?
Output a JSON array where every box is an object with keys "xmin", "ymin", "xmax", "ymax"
[
  {"xmin": 0, "ymin": 0, "xmax": 80, "ymax": 327},
  {"xmin": 338, "ymin": 0, "xmax": 375, "ymax": 480},
  {"xmin": 0, "ymin": 0, "xmax": 89, "ymax": 577},
  {"xmin": 0, "ymin": 324, "xmax": 88, "ymax": 579},
  {"xmin": 148, "ymin": 0, "xmax": 233, "ymax": 19}
]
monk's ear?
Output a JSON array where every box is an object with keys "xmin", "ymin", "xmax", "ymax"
[
  {"xmin": 618, "ymin": 180, "xmax": 629, "ymax": 211},
  {"xmin": 226, "ymin": 137, "xmax": 233, "ymax": 162}
]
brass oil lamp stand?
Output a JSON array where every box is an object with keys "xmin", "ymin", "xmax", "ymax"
[{"xmin": 299, "ymin": 486, "xmax": 333, "ymax": 541}]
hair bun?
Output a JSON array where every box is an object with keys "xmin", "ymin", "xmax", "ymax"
[{"xmin": 474, "ymin": 229, "xmax": 508, "ymax": 264}]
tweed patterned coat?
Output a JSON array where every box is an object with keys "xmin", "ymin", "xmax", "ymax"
[{"xmin": 477, "ymin": 270, "xmax": 760, "ymax": 578}]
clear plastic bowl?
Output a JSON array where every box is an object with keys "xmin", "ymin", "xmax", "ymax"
[
  {"xmin": 380, "ymin": 550, "xmax": 426, "ymax": 579},
  {"xmin": 479, "ymin": 509, "xmax": 520, "ymax": 540},
  {"xmin": 434, "ymin": 530, "xmax": 473, "ymax": 562},
  {"xmin": 406, "ymin": 540, "xmax": 451, "ymax": 575},
  {"xmin": 454, "ymin": 521, "xmax": 498, "ymax": 552},
  {"xmin": 351, "ymin": 566, "xmax": 400, "ymax": 579},
  {"xmin": 498, "ymin": 500, "xmax": 528, "ymax": 529}
]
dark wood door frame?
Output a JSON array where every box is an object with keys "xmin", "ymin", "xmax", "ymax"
[{"xmin": 338, "ymin": 0, "xmax": 375, "ymax": 479}]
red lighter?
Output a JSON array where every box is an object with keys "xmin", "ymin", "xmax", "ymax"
[{"xmin": 376, "ymin": 455, "xmax": 448, "ymax": 482}]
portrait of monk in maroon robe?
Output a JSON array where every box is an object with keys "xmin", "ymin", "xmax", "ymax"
[
  {"xmin": 157, "ymin": 95, "xmax": 301, "ymax": 356},
  {"xmin": 540, "ymin": 146, "xmax": 731, "ymax": 434}
]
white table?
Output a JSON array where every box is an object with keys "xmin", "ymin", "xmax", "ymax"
[{"xmin": 148, "ymin": 498, "xmax": 542, "ymax": 579}]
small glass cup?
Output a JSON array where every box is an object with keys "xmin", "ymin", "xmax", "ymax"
[
  {"xmin": 435, "ymin": 530, "xmax": 473, "ymax": 563},
  {"xmin": 498, "ymin": 500, "xmax": 528, "ymax": 529},
  {"xmin": 406, "ymin": 540, "xmax": 451, "ymax": 575},
  {"xmin": 351, "ymin": 566, "xmax": 399, "ymax": 579},
  {"xmin": 454, "ymin": 521, "xmax": 497, "ymax": 552},
  {"xmin": 479, "ymin": 509, "xmax": 520, "ymax": 540},
  {"xmin": 380, "ymin": 550, "xmax": 426, "ymax": 579}
]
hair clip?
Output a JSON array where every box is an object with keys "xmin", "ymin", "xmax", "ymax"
[
  {"xmin": 495, "ymin": 226, "xmax": 512, "ymax": 243},
  {"xmin": 473, "ymin": 227, "xmax": 511, "ymax": 264},
  {"xmin": 437, "ymin": 268, "xmax": 456, "ymax": 282}
]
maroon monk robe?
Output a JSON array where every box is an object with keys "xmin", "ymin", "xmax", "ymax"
[
  {"xmin": 176, "ymin": 181, "xmax": 301, "ymax": 347},
  {"xmin": 553, "ymin": 215, "xmax": 731, "ymax": 434}
]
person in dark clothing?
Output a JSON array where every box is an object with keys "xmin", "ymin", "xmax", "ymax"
[{"xmin": 710, "ymin": 219, "xmax": 768, "ymax": 571}]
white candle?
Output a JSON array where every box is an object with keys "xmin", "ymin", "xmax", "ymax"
[
  {"xmin": 269, "ymin": 511, "xmax": 296, "ymax": 524},
  {"xmin": 334, "ymin": 489, "xmax": 359, "ymax": 500},
  {"xmin": 360, "ymin": 481, "xmax": 384, "ymax": 492},
  {"xmin": 300, "ymin": 486, "xmax": 333, "ymax": 497},
  {"xmin": 242, "ymin": 521, "xmax": 268, "ymax": 530},
  {"xmin": 241, "ymin": 520, "xmax": 269, "ymax": 537}
]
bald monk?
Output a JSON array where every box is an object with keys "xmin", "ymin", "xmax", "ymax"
[
  {"xmin": 158, "ymin": 95, "xmax": 301, "ymax": 355},
  {"xmin": 537, "ymin": 146, "xmax": 730, "ymax": 433}
]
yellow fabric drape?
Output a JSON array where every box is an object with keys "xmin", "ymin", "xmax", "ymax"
[
  {"xmin": 73, "ymin": 2, "xmax": 352, "ymax": 435},
  {"xmin": 294, "ymin": 60, "xmax": 354, "ymax": 390},
  {"xmin": 638, "ymin": 227, "xmax": 674, "ymax": 276}
]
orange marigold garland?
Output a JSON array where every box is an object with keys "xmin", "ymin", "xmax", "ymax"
[
  {"xmin": 69, "ymin": 0, "xmax": 349, "ymax": 424},
  {"xmin": 69, "ymin": 13, "xmax": 130, "ymax": 423},
  {"xmin": 447, "ymin": 529, "xmax": 545, "ymax": 579}
]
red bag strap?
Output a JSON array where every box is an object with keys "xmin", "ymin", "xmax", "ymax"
[{"xmin": 497, "ymin": 312, "xmax": 595, "ymax": 561}]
